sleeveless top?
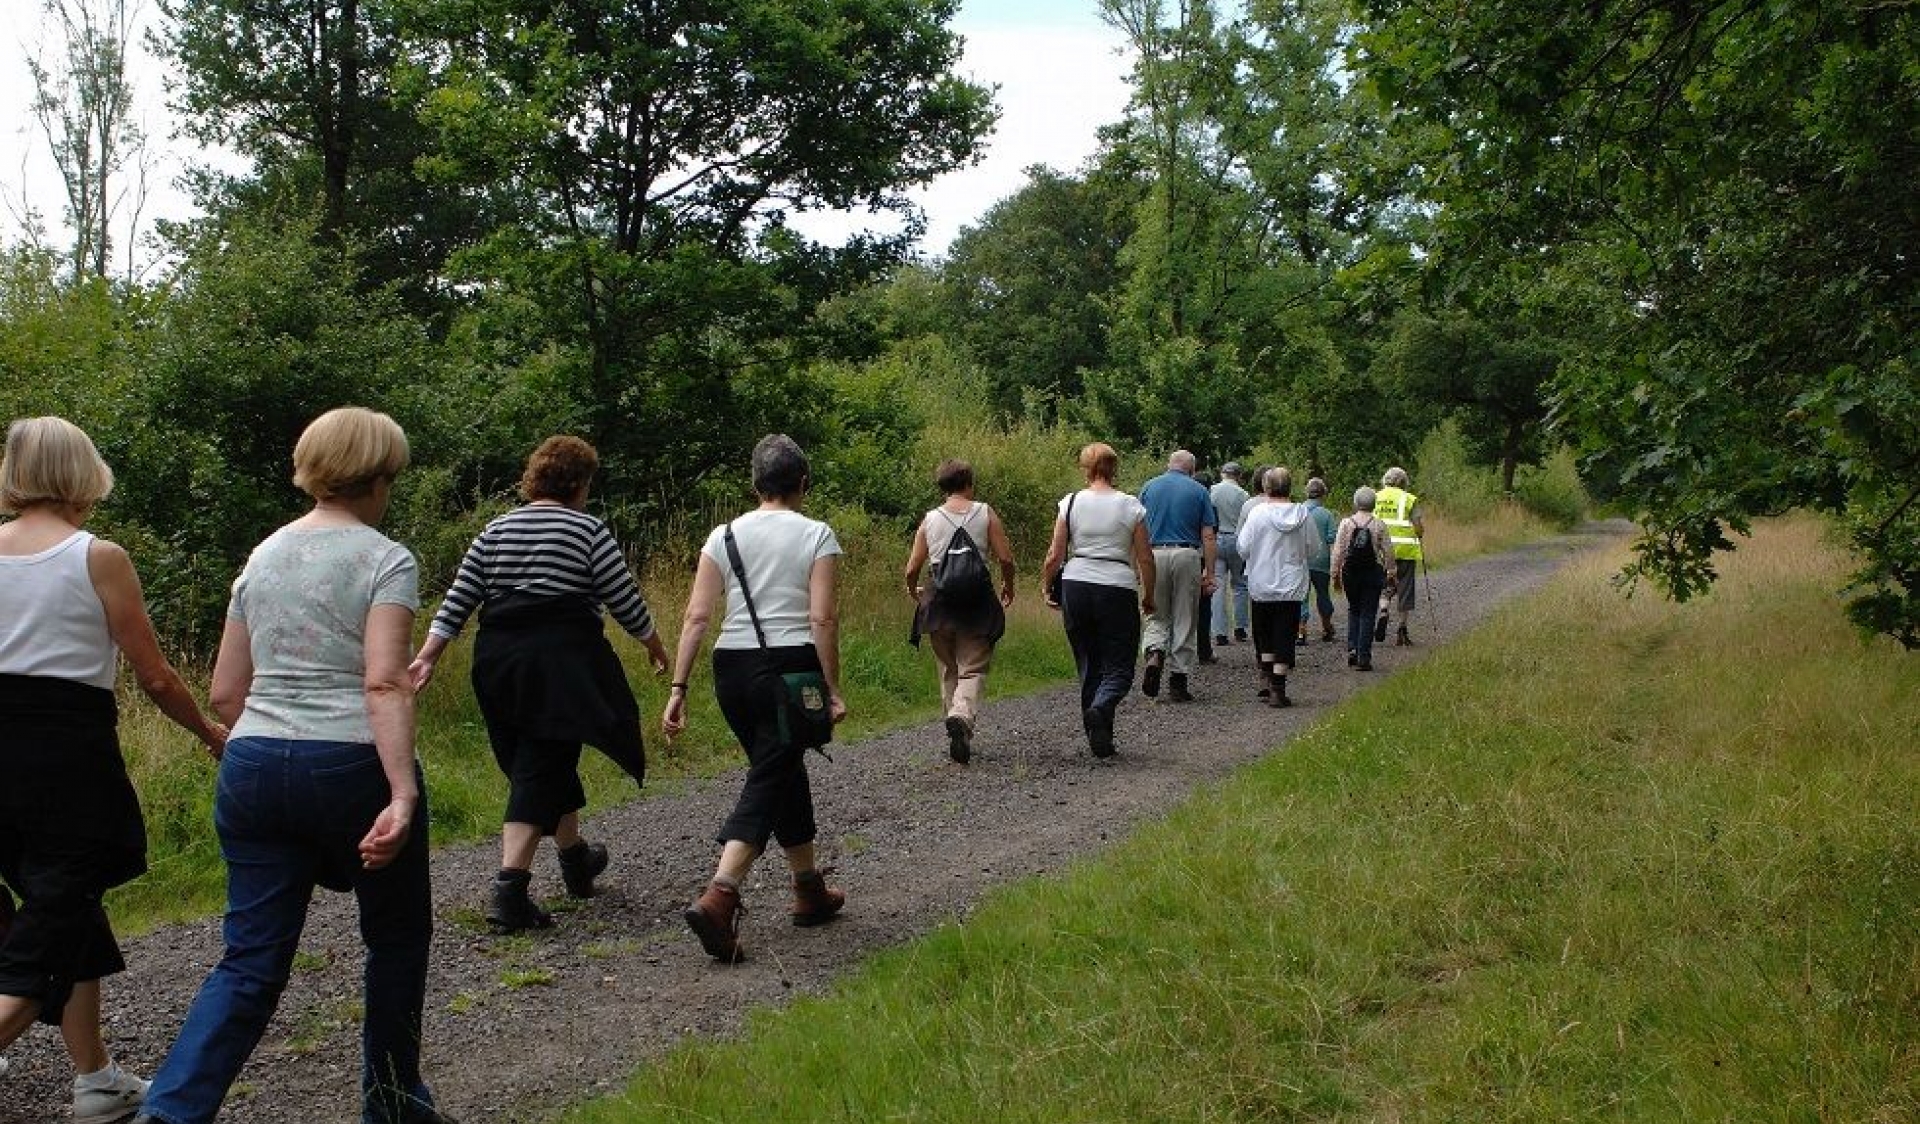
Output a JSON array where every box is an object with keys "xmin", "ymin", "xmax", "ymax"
[
  {"xmin": 0, "ymin": 530, "xmax": 116, "ymax": 690},
  {"xmin": 921, "ymin": 502, "xmax": 992, "ymax": 573}
]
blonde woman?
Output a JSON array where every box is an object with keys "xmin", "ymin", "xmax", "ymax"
[
  {"xmin": 0, "ymin": 417, "xmax": 226, "ymax": 1124},
  {"xmin": 137, "ymin": 408, "xmax": 452, "ymax": 1124}
]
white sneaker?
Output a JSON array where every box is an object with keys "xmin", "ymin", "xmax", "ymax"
[{"xmin": 72, "ymin": 1064, "xmax": 149, "ymax": 1124}]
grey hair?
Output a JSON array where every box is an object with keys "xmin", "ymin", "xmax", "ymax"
[
  {"xmin": 1265, "ymin": 466, "xmax": 1292, "ymax": 497},
  {"xmin": 1306, "ymin": 476, "xmax": 1327, "ymax": 499},
  {"xmin": 1168, "ymin": 449, "xmax": 1197, "ymax": 474},
  {"xmin": 1354, "ymin": 486, "xmax": 1377, "ymax": 511},
  {"xmin": 751, "ymin": 433, "xmax": 810, "ymax": 499},
  {"xmin": 1382, "ymin": 466, "xmax": 1410, "ymax": 487}
]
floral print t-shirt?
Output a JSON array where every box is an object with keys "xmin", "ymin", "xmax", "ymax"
[{"xmin": 226, "ymin": 524, "xmax": 419, "ymax": 744}]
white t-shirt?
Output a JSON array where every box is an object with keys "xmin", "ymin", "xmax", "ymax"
[
  {"xmin": 702, "ymin": 509, "xmax": 844, "ymax": 650},
  {"xmin": 0, "ymin": 530, "xmax": 116, "ymax": 690},
  {"xmin": 1057, "ymin": 488, "xmax": 1146, "ymax": 590},
  {"xmin": 1237, "ymin": 500, "xmax": 1315, "ymax": 602}
]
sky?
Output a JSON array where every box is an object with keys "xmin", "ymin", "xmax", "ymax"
[{"xmin": 0, "ymin": 0, "xmax": 1135, "ymax": 266}]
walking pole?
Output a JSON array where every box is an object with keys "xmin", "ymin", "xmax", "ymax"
[{"xmin": 1420, "ymin": 551, "xmax": 1438, "ymax": 639}]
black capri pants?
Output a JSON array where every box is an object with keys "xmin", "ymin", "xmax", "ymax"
[{"xmin": 712, "ymin": 644, "xmax": 824, "ymax": 850}]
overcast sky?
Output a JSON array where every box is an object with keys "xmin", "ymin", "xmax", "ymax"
[{"xmin": 0, "ymin": 0, "xmax": 1134, "ymax": 265}]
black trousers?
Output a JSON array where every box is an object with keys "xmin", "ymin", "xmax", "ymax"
[
  {"xmin": 1061, "ymin": 580, "xmax": 1141, "ymax": 715},
  {"xmin": 1249, "ymin": 600, "xmax": 1303, "ymax": 672},
  {"xmin": 712, "ymin": 645, "xmax": 823, "ymax": 850}
]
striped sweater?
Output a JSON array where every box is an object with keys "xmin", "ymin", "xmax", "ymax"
[{"xmin": 427, "ymin": 504, "xmax": 656, "ymax": 641}]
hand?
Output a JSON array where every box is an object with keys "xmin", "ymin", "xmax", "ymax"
[
  {"xmin": 906, "ymin": 584, "xmax": 923, "ymax": 602},
  {"xmin": 1200, "ymin": 573, "xmax": 1218, "ymax": 595},
  {"xmin": 1000, "ymin": 583, "xmax": 1016, "ymax": 608},
  {"xmin": 202, "ymin": 721, "xmax": 229, "ymax": 761},
  {"xmin": 1141, "ymin": 597, "xmax": 1157, "ymax": 616},
  {"xmin": 359, "ymin": 796, "xmax": 415, "ymax": 870},
  {"xmin": 829, "ymin": 693, "xmax": 849, "ymax": 724},
  {"xmin": 649, "ymin": 649, "xmax": 669, "ymax": 676},
  {"xmin": 662, "ymin": 691, "xmax": 689, "ymax": 739},
  {"xmin": 407, "ymin": 656, "xmax": 436, "ymax": 693}
]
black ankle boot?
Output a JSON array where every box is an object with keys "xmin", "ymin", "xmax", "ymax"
[
  {"xmin": 557, "ymin": 840, "xmax": 609, "ymax": 898},
  {"xmin": 487, "ymin": 869, "xmax": 554, "ymax": 933}
]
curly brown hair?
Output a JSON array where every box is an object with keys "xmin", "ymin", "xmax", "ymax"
[{"xmin": 519, "ymin": 436, "xmax": 599, "ymax": 502}]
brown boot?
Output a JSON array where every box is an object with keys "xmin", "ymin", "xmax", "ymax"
[
  {"xmin": 684, "ymin": 880, "xmax": 745, "ymax": 963},
  {"xmin": 791, "ymin": 869, "xmax": 845, "ymax": 928},
  {"xmin": 1321, "ymin": 618, "xmax": 1335, "ymax": 642}
]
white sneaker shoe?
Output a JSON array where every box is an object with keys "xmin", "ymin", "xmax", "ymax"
[{"xmin": 72, "ymin": 1063, "xmax": 149, "ymax": 1124}]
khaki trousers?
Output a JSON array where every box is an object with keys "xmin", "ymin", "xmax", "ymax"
[
  {"xmin": 929, "ymin": 628, "xmax": 995, "ymax": 732},
  {"xmin": 1142, "ymin": 545, "xmax": 1203, "ymax": 674}
]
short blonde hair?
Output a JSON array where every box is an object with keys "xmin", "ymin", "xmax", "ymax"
[
  {"xmin": 1079, "ymin": 442, "xmax": 1119, "ymax": 483},
  {"xmin": 1, "ymin": 416, "xmax": 115, "ymax": 514},
  {"xmin": 292, "ymin": 407, "xmax": 410, "ymax": 500}
]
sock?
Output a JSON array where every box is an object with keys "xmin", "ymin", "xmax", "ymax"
[
  {"xmin": 74, "ymin": 1061, "xmax": 122, "ymax": 1089},
  {"xmin": 498, "ymin": 867, "xmax": 530, "ymax": 883}
]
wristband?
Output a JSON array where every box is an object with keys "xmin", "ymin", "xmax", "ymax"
[{"xmin": 670, "ymin": 682, "xmax": 689, "ymax": 692}]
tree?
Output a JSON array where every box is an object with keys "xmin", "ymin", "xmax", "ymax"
[
  {"xmin": 396, "ymin": 0, "xmax": 996, "ymax": 497},
  {"xmin": 1384, "ymin": 309, "xmax": 1556, "ymax": 494},
  {"xmin": 1357, "ymin": 0, "xmax": 1919, "ymax": 645},
  {"xmin": 27, "ymin": 0, "xmax": 147, "ymax": 279}
]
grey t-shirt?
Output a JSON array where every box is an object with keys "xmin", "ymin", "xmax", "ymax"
[{"xmin": 227, "ymin": 524, "xmax": 420, "ymax": 743}]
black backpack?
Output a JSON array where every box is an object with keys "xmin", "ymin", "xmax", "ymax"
[
  {"xmin": 932, "ymin": 513, "xmax": 994, "ymax": 608},
  {"xmin": 1343, "ymin": 521, "xmax": 1381, "ymax": 582}
]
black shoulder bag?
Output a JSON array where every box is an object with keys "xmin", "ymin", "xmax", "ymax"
[
  {"xmin": 722, "ymin": 523, "xmax": 836, "ymax": 752},
  {"xmin": 1046, "ymin": 491, "xmax": 1079, "ymax": 605}
]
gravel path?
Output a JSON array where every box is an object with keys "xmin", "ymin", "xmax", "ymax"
[{"xmin": 2, "ymin": 523, "xmax": 1628, "ymax": 1123}]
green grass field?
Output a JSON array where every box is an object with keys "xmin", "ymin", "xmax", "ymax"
[
  {"xmin": 102, "ymin": 501, "xmax": 1571, "ymax": 933},
  {"xmin": 559, "ymin": 515, "xmax": 1918, "ymax": 1122}
]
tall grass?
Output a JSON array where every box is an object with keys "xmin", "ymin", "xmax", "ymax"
[{"xmin": 561, "ymin": 515, "xmax": 1918, "ymax": 1122}]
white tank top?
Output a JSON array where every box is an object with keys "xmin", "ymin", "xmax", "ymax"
[{"xmin": 0, "ymin": 530, "xmax": 117, "ymax": 690}]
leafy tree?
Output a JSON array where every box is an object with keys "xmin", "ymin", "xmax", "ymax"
[
  {"xmin": 26, "ymin": 0, "xmax": 147, "ymax": 279},
  {"xmin": 1382, "ymin": 309, "xmax": 1556, "ymax": 494},
  {"xmin": 1358, "ymin": 0, "xmax": 1919, "ymax": 644}
]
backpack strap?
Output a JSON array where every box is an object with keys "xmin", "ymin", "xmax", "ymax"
[{"xmin": 721, "ymin": 523, "xmax": 769, "ymax": 650}]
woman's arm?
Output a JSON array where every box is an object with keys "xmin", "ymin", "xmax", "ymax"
[
  {"xmin": 1040, "ymin": 513, "xmax": 1069, "ymax": 608},
  {"xmin": 89, "ymin": 539, "xmax": 226, "ymax": 755},
  {"xmin": 903, "ymin": 523, "xmax": 929, "ymax": 602},
  {"xmin": 359, "ymin": 602, "xmax": 420, "ymax": 871},
  {"xmin": 1131, "ymin": 522, "xmax": 1157, "ymax": 615},
  {"xmin": 988, "ymin": 509, "xmax": 1017, "ymax": 606},
  {"xmin": 808, "ymin": 554, "xmax": 847, "ymax": 723},
  {"xmin": 662, "ymin": 553, "xmax": 724, "ymax": 738},
  {"xmin": 1330, "ymin": 519, "xmax": 1352, "ymax": 589},
  {"xmin": 209, "ymin": 616, "xmax": 254, "ymax": 728}
]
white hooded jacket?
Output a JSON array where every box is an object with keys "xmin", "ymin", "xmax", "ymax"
[{"xmin": 1236, "ymin": 499, "xmax": 1315, "ymax": 602}]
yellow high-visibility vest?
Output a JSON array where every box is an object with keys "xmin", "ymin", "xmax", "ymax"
[{"xmin": 1376, "ymin": 486, "xmax": 1423, "ymax": 561}]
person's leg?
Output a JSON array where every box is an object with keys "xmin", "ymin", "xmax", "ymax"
[
  {"xmin": 1229, "ymin": 546, "xmax": 1250, "ymax": 639},
  {"xmin": 1249, "ymin": 600, "xmax": 1278, "ymax": 699},
  {"xmin": 57, "ymin": 980, "xmax": 107, "ymax": 1072},
  {"xmin": 1313, "ymin": 570, "xmax": 1336, "ymax": 638},
  {"xmin": 1394, "ymin": 559, "xmax": 1417, "ymax": 641},
  {"xmin": 1354, "ymin": 582, "xmax": 1382, "ymax": 667},
  {"xmin": 1210, "ymin": 541, "xmax": 1232, "ymax": 641},
  {"xmin": 351, "ymin": 775, "xmax": 437, "ymax": 1124},
  {"xmin": 500, "ymin": 822, "xmax": 541, "ymax": 871},
  {"xmin": 142, "ymin": 746, "xmax": 316, "ymax": 1124},
  {"xmin": 1163, "ymin": 548, "xmax": 1201, "ymax": 678},
  {"xmin": 1141, "ymin": 548, "xmax": 1176, "ymax": 695},
  {"xmin": 948, "ymin": 631, "xmax": 993, "ymax": 732},
  {"xmin": 1093, "ymin": 583, "xmax": 1142, "ymax": 716},
  {"xmin": 928, "ymin": 627, "xmax": 962, "ymax": 719},
  {"xmin": 1061, "ymin": 581, "xmax": 1100, "ymax": 712}
]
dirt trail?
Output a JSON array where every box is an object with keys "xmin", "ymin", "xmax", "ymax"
[{"xmin": 1, "ymin": 523, "xmax": 1628, "ymax": 1123}]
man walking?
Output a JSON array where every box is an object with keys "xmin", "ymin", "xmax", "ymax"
[
  {"xmin": 1139, "ymin": 450, "xmax": 1217, "ymax": 702},
  {"xmin": 1209, "ymin": 462, "xmax": 1251, "ymax": 649},
  {"xmin": 1376, "ymin": 466, "xmax": 1425, "ymax": 645}
]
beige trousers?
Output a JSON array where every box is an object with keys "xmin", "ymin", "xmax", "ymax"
[
  {"xmin": 929, "ymin": 628, "xmax": 995, "ymax": 732},
  {"xmin": 1142, "ymin": 545, "xmax": 1203, "ymax": 674}
]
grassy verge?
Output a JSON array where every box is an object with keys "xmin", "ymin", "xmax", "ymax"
[
  {"xmin": 559, "ymin": 515, "xmax": 1919, "ymax": 1122},
  {"xmin": 103, "ymin": 500, "xmax": 1568, "ymax": 934}
]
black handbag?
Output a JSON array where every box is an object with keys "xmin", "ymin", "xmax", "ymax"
[
  {"xmin": 1047, "ymin": 491, "xmax": 1078, "ymax": 605},
  {"xmin": 722, "ymin": 523, "xmax": 836, "ymax": 750}
]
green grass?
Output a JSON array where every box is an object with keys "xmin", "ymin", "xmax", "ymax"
[{"xmin": 559, "ymin": 516, "xmax": 1918, "ymax": 1122}]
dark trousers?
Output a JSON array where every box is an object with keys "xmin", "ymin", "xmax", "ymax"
[
  {"xmin": 1346, "ymin": 578, "xmax": 1385, "ymax": 663},
  {"xmin": 141, "ymin": 738, "xmax": 436, "ymax": 1124},
  {"xmin": 0, "ymin": 836, "xmax": 124, "ymax": 1024},
  {"xmin": 1250, "ymin": 600, "xmax": 1303, "ymax": 672},
  {"xmin": 1061, "ymin": 580, "xmax": 1141, "ymax": 716},
  {"xmin": 712, "ymin": 645, "xmax": 822, "ymax": 851}
]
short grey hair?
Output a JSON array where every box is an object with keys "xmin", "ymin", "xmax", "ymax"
[
  {"xmin": 751, "ymin": 433, "xmax": 810, "ymax": 499},
  {"xmin": 1306, "ymin": 476, "xmax": 1327, "ymax": 499},
  {"xmin": 1168, "ymin": 449, "xmax": 1196, "ymax": 475},
  {"xmin": 1382, "ymin": 466, "xmax": 1410, "ymax": 488},
  {"xmin": 1265, "ymin": 466, "xmax": 1292, "ymax": 498},
  {"xmin": 1354, "ymin": 486, "xmax": 1377, "ymax": 511}
]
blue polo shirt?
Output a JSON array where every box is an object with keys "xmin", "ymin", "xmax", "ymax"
[{"xmin": 1139, "ymin": 471, "xmax": 1216, "ymax": 548}]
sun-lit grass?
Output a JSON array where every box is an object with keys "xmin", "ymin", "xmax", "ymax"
[{"xmin": 558, "ymin": 515, "xmax": 1919, "ymax": 1122}]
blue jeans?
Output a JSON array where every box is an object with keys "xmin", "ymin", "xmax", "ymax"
[
  {"xmin": 140, "ymin": 739, "xmax": 437, "ymax": 1124},
  {"xmin": 1211, "ymin": 533, "xmax": 1249, "ymax": 637}
]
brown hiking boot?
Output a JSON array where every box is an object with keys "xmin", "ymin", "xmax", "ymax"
[
  {"xmin": 791, "ymin": 869, "xmax": 845, "ymax": 927},
  {"xmin": 684, "ymin": 881, "xmax": 745, "ymax": 963},
  {"xmin": 1321, "ymin": 619, "xmax": 1335, "ymax": 641}
]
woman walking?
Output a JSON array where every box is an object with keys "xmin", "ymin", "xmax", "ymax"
[
  {"xmin": 663, "ymin": 435, "xmax": 847, "ymax": 963},
  {"xmin": 0, "ymin": 417, "xmax": 226, "ymax": 1124},
  {"xmin": 409, "ymin": 436, "xmax": 669, "ymax": 932},
  {"xmin": 1331, "ymin": 487, "xmax": 1394, "ymax": 671},
  {"xmin": 134, "ymin": 408, "xmax": 454, "ymax": 1124},
  {"xmin": 1039, "ymin": 443, "xmax": 1155, "ymax": 757},
  {"xmin": 902, "ymin": 459, "xmax": 1016, "ymax": 764},
  {"xmin": 1235, "ymin": 466, "xmax": 1315, "ymax": 707}
]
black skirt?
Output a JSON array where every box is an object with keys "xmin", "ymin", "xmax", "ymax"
[
  {"xmin": 0, "ymin": 674, "xmax": 146, "ymax": 889},
  {"xmin": 471, "ymin": 595, "xmax": 647, "ymax": 787}
]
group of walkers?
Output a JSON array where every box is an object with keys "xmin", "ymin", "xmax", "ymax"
[{"xmin": 0, "ymin": 412, "xmax": 1424, "ymax": 1123}]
